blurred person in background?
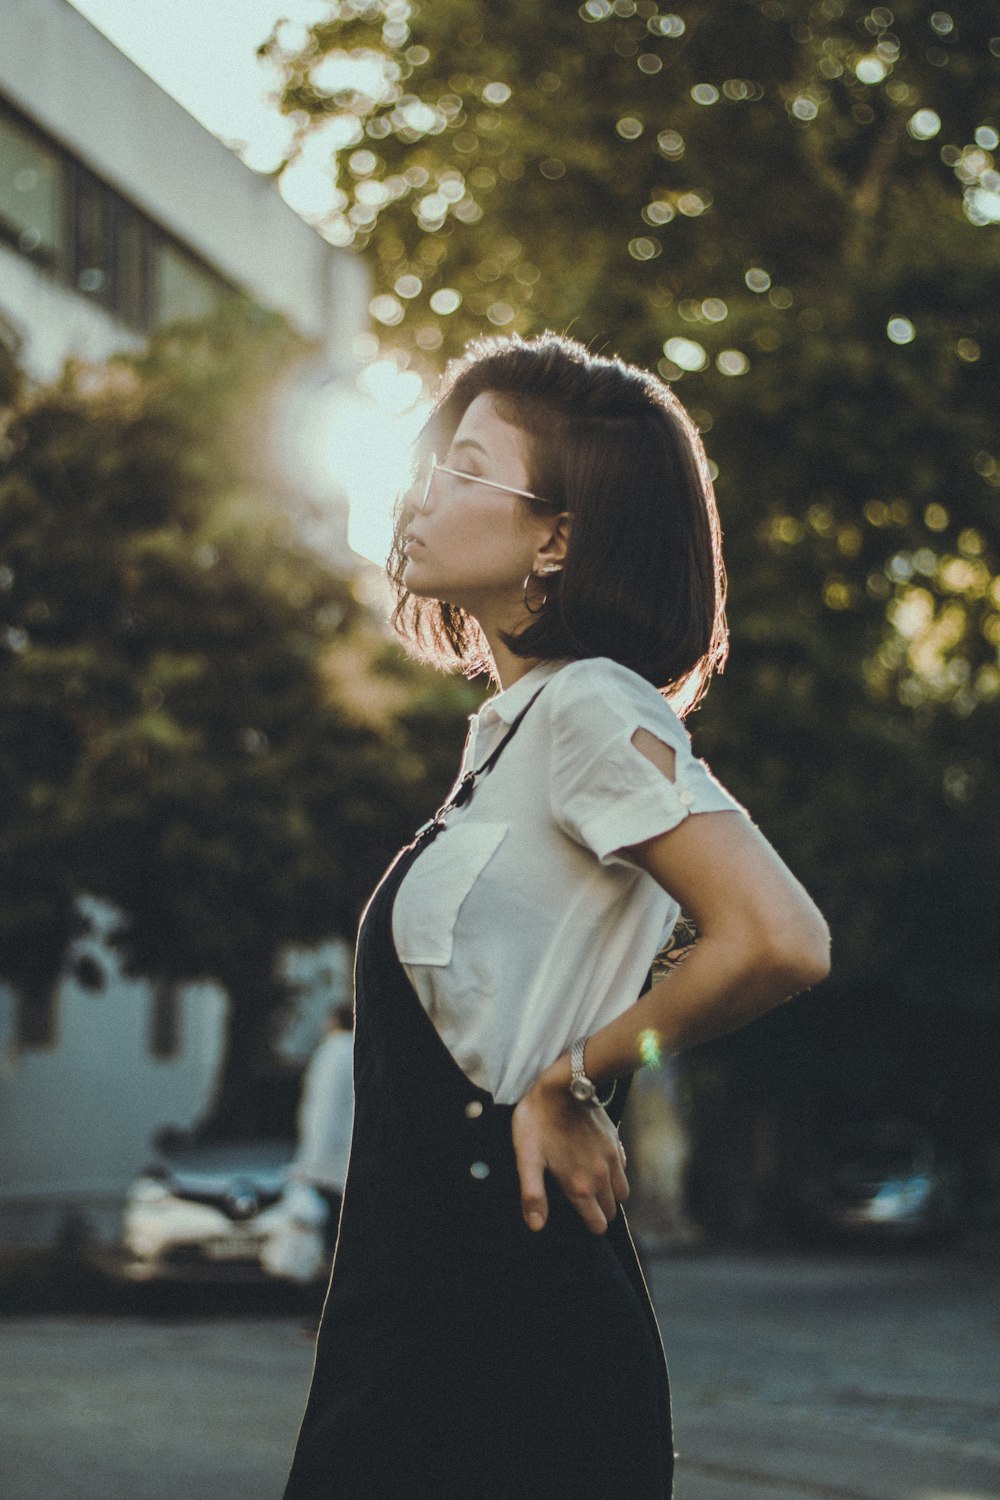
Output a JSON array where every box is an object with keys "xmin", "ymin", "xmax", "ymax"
[
  {"xmin": 289, "ymin": 1002, "xmax": 355, "ymax": 1254},
  {"xmin": 263, "ymin": 1004, "xmax": 354, "ymax": 1288},
  {"xmin": 282, "ymin": 332, "xmax": 830, "ymax": 1499}
]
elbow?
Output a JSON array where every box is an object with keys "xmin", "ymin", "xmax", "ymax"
[
  {"xmin": 785, "ymin": 940, "xmax": 831, "ymax": 993},
  {"xmin": 706, "ymin": 912, "xmax": 830, "ymax": 1002},
  {"xmin": 753, "ymin": 909, "xmax": 831, "ymax": 996}
]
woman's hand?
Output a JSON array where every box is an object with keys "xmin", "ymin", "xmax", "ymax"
[{"xmin": 511, "ymin": 1066, "xmax": 629, "ymax": 1235}]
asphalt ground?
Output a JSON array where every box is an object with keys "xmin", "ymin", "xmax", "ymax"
[{"xmin": 1, "ymin": 1245, "xmax": 998, "ymax": 1500}]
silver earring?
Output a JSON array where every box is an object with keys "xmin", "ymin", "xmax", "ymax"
[{"xmin": 523, "ymin": 565, "xmax": 562, "ymax": 615}]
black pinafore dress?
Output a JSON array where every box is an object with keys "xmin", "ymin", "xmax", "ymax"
[{"xmin": 283, "ymin": 695, "xmax": 674, "ymax": 1500}]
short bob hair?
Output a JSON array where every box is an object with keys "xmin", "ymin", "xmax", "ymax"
[{"xmin": 388, "ymin": 331, "xmax": 728, "ymax": 716}]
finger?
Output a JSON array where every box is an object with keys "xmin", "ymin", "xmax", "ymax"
[
  {"xmin": 610, "ymin": 1154, "xmax": 630, "ymax": 1205},
  {"xmin": 515, "ymin": 1141, "xmax": 549, "ymax": 1232},
  {"xmin": 565, "ymin": 1172, "xmax": 611, "ymax": 1235},
  {"xmin": 575, "ymin": 1195, "xmax": 610, "ymax": 1235},
  {"xmin": 596, "ymin": 1177, "xmax": 618, "ymax": 1226}
]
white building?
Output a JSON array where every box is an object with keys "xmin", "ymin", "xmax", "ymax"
[
  {"xmin": 0, "ymin": 900, "xmax": 230, "ymax": 1249},
  {"xmin": 0, "ymin": 0, "xmax": 367, "ymax": 381},
  {"xmin": 0, "ymin": 0, "xmax": 364, "ymax": 1247}
]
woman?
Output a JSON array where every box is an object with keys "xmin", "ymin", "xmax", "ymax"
[{"xmin": 282, "ymin": 333, "xmax": 830, "ymax": 1499}]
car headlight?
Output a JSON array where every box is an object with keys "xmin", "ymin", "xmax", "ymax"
[
  {"xmin": 869, "ymin": 1175, "xmax": 932, "ymax": 1219},
  {"xmin": 127, "ymin": 1176, "xmax": 173, "ymax": 1206}
]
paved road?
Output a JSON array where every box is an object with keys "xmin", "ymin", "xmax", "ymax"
[
  {"xmin": 648, "ymin": 1251, "xmax": 1000, "ymax": 1500},
  {"xmin": 1, "ymin": 1250, "xmax": 998, "ymax": 1499}
]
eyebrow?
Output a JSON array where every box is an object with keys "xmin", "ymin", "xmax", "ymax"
[{"xmin": 450, "ymin": 438, "xmax": 490, "ymax": 459}]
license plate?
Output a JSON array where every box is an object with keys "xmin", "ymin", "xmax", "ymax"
[{"xmin": 202, "ymin": 1235, "xmax": 265, "ymax": 1261}]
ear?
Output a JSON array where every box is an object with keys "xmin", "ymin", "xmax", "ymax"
[{"xmin": 533, "ymin": 512, "xmax": 572, "ymax": 573}]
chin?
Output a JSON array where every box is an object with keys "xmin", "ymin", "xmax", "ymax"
[
  {"xmin": 401, "ymin": 561, "xmax": 451, "ymax": 602},
  {"xmin": 403, "ymin": 568, "xmax": 445, "ymax": 602},
  {"xmin": 402, "ymin": 562, "xmax": 430, "ymax": 594}
]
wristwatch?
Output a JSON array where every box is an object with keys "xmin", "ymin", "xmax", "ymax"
[{"xmin": 569, "ymin": 1038, "xmax": 614, "ymax": 1108}]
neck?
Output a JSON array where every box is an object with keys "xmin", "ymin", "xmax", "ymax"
[
  {"xmin": 490, "ymin": 640, "xmax": 540, "ymax": 692},
  {"xmin": 474, "ymin": 607, "xmax": 539, "ymax": 691}
]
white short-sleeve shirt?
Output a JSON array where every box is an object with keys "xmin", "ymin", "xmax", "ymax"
[{"xmin": 392, "ymin": 657, "xmax": 748, "ymax": 1103}]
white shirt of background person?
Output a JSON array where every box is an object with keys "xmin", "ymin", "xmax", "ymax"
[{"xmin": 289, "ymin": 1004, "xmax": 355, "ymax": 1195}]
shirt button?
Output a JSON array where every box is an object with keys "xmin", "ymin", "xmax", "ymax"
[
  {"xmin": 677, "ymin": 788, "xmax": 694, "ymax": 808},
  {"xmin": 469, "ymin": 1161, "xmax": 490, "ymax": 1180},
  {"xmin": 464, "ymin": 1100, "xmax": 484, "ymax": 1119}
]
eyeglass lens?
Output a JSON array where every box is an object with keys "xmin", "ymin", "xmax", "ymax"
[{"xmin": 416, "ymin": 454, "xmax": 437, "ymax": 511}]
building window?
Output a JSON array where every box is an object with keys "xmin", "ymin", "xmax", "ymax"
[
  {"xmin": 0, "ymin": 100, "xmax": 232, "ymax": 334},
  {"xmin": 72, "ymin": 167, "xmax": 116, "ymax": 308},
  {"xmin": 150, "ymin": 981, "xmax": 181, "ymax": 1060},
  {"xmin": 152, "ymin": 240, "xmax": 225, "ymax": 327},
  {"xmin": 116, "ymin": 207, "xmax": 151, "ymax": 330},
  {"xmin": 16, "ymin": 988, "xmax": 58, "ymax": 1049},
  {"xmin": 0, "ymin": 110, "xmax": 64, "ymax": 270}
]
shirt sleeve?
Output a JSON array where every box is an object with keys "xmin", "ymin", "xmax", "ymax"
[{"xmin": 548, "ymin": 658, "xmax": 747, "ymax": 865}]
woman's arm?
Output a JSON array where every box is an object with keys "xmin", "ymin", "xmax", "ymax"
[{"xmin": 512, "ymin": 792, "xmax": 830, "ymax": 1236}]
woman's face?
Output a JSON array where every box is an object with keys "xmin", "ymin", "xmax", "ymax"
[{"xmin": 401, "ymin": 392, "xmax": 559, "ymax": 621}]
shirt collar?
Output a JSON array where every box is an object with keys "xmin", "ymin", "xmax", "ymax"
[{"xmin": 477, "ymin": 659, "xmax": 569, "ymax": 728}]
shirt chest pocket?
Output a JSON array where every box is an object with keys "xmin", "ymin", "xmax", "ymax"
[{"xmin": 392, "ymin": 821, "xmax": 509, "ymax": 967}]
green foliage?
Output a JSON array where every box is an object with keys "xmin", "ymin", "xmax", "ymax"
[
  {"xmin": 267, "ymin": 1, "xmax": 1000, "ymax": 1035},
  {"xmin": 0, "ymin": 306, "xmax": 476, "ymax": 1076},
  {"xmin": 264, "ymin": 2, "xmax": 998, "ymax": 357}
]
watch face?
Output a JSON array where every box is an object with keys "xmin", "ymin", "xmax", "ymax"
[{"xmin": 570, "ymin": 1077, "xmax": 595, "ymax": 1103}]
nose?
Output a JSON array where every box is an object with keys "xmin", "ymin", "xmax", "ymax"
[{"xmin": 399, "ymin": 475, "xmax": 426, "ymax": 524}]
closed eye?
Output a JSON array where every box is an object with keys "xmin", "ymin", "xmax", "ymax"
[
  {"xmin": 440, "ymin": 461, "xmax": 485, "ymax": 483},
  {"xmin": 441, "ymin": 453, "xmax": 480, "ymax": 477}
]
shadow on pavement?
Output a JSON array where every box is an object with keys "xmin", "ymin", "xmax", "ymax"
[{"xmin": 0, "ymin": 1247, "xmax": 326, "ymax": 1320}]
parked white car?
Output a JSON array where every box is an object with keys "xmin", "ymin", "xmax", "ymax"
[{"xmin": 121, "ymin": 1069, "xmax": 329, "ymax": 1284}]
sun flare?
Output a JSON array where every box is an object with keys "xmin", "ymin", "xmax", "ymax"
[{"xmin": 303, "ymin": 362, "xmax": 430, "ymax": 568}]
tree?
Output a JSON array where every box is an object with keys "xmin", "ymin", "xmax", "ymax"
[
  {"xmin": 0, "ymin": 305, "xmax": 476, "ymax": 1086},
  {"xmin": 264, "ymin": 1, "xmax": 1000, "ymax": 1178}
]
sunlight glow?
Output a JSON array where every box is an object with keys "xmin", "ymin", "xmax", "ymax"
[
  {"xmin": 66, "ymin": 2, "xmax": 431, "ymax": 570},
  {"xmin": 308, "ymin": 363, "xmax": 430, "ymax": 565}
]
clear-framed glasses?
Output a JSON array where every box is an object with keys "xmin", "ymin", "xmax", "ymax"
[{"xmin": 416, "ymin": 454, "xmax": 555, "ymax": 511}]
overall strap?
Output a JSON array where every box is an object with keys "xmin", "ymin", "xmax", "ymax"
[{"xmin": 428, "ymin": 683, "xmax": 548, "ymax": 829}]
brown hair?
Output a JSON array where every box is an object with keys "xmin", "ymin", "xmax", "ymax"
[{"xmin": 388, "ymin": 332, "xmax": 728, "ymax": 715}]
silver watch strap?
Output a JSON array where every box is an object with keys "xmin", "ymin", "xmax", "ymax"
[
  {"xmin": 570, "ymin": 1037, "xmax": 587, "ymax": 1083},
  {"xmin": 570, "ymin": 1036, "xmax": 616, "ymax": 1109}
]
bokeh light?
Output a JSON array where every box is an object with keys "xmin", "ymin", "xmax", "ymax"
[
  {"xmin": 907, "ymin": 109, "xmax": 942, "ymax": 141},
  {"xmin": 855, "ymin": 56, "xmax": 888, "ymax": 85},
  {"xmin": 716, "ymin": 349, "xmax": 750, "ymax": 376},
  {"xmin": 663, "ymin": 336, "xmax": 708, "ymax": 372},
  {"xmin": 745, "ymin": 267, "xmax": 771, "ymax": 293},
  {"xmin": 886, "ymin": 316, "xmax": 916, "ymax": 345},
  {"xmin": 429, "ymin": 287, "xmax": 462, "ymax": 315}
]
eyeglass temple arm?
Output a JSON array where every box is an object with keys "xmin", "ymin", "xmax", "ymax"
[{"xmin": 431, "ymin": 459, "xmax": 550, "ymax": 505}]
